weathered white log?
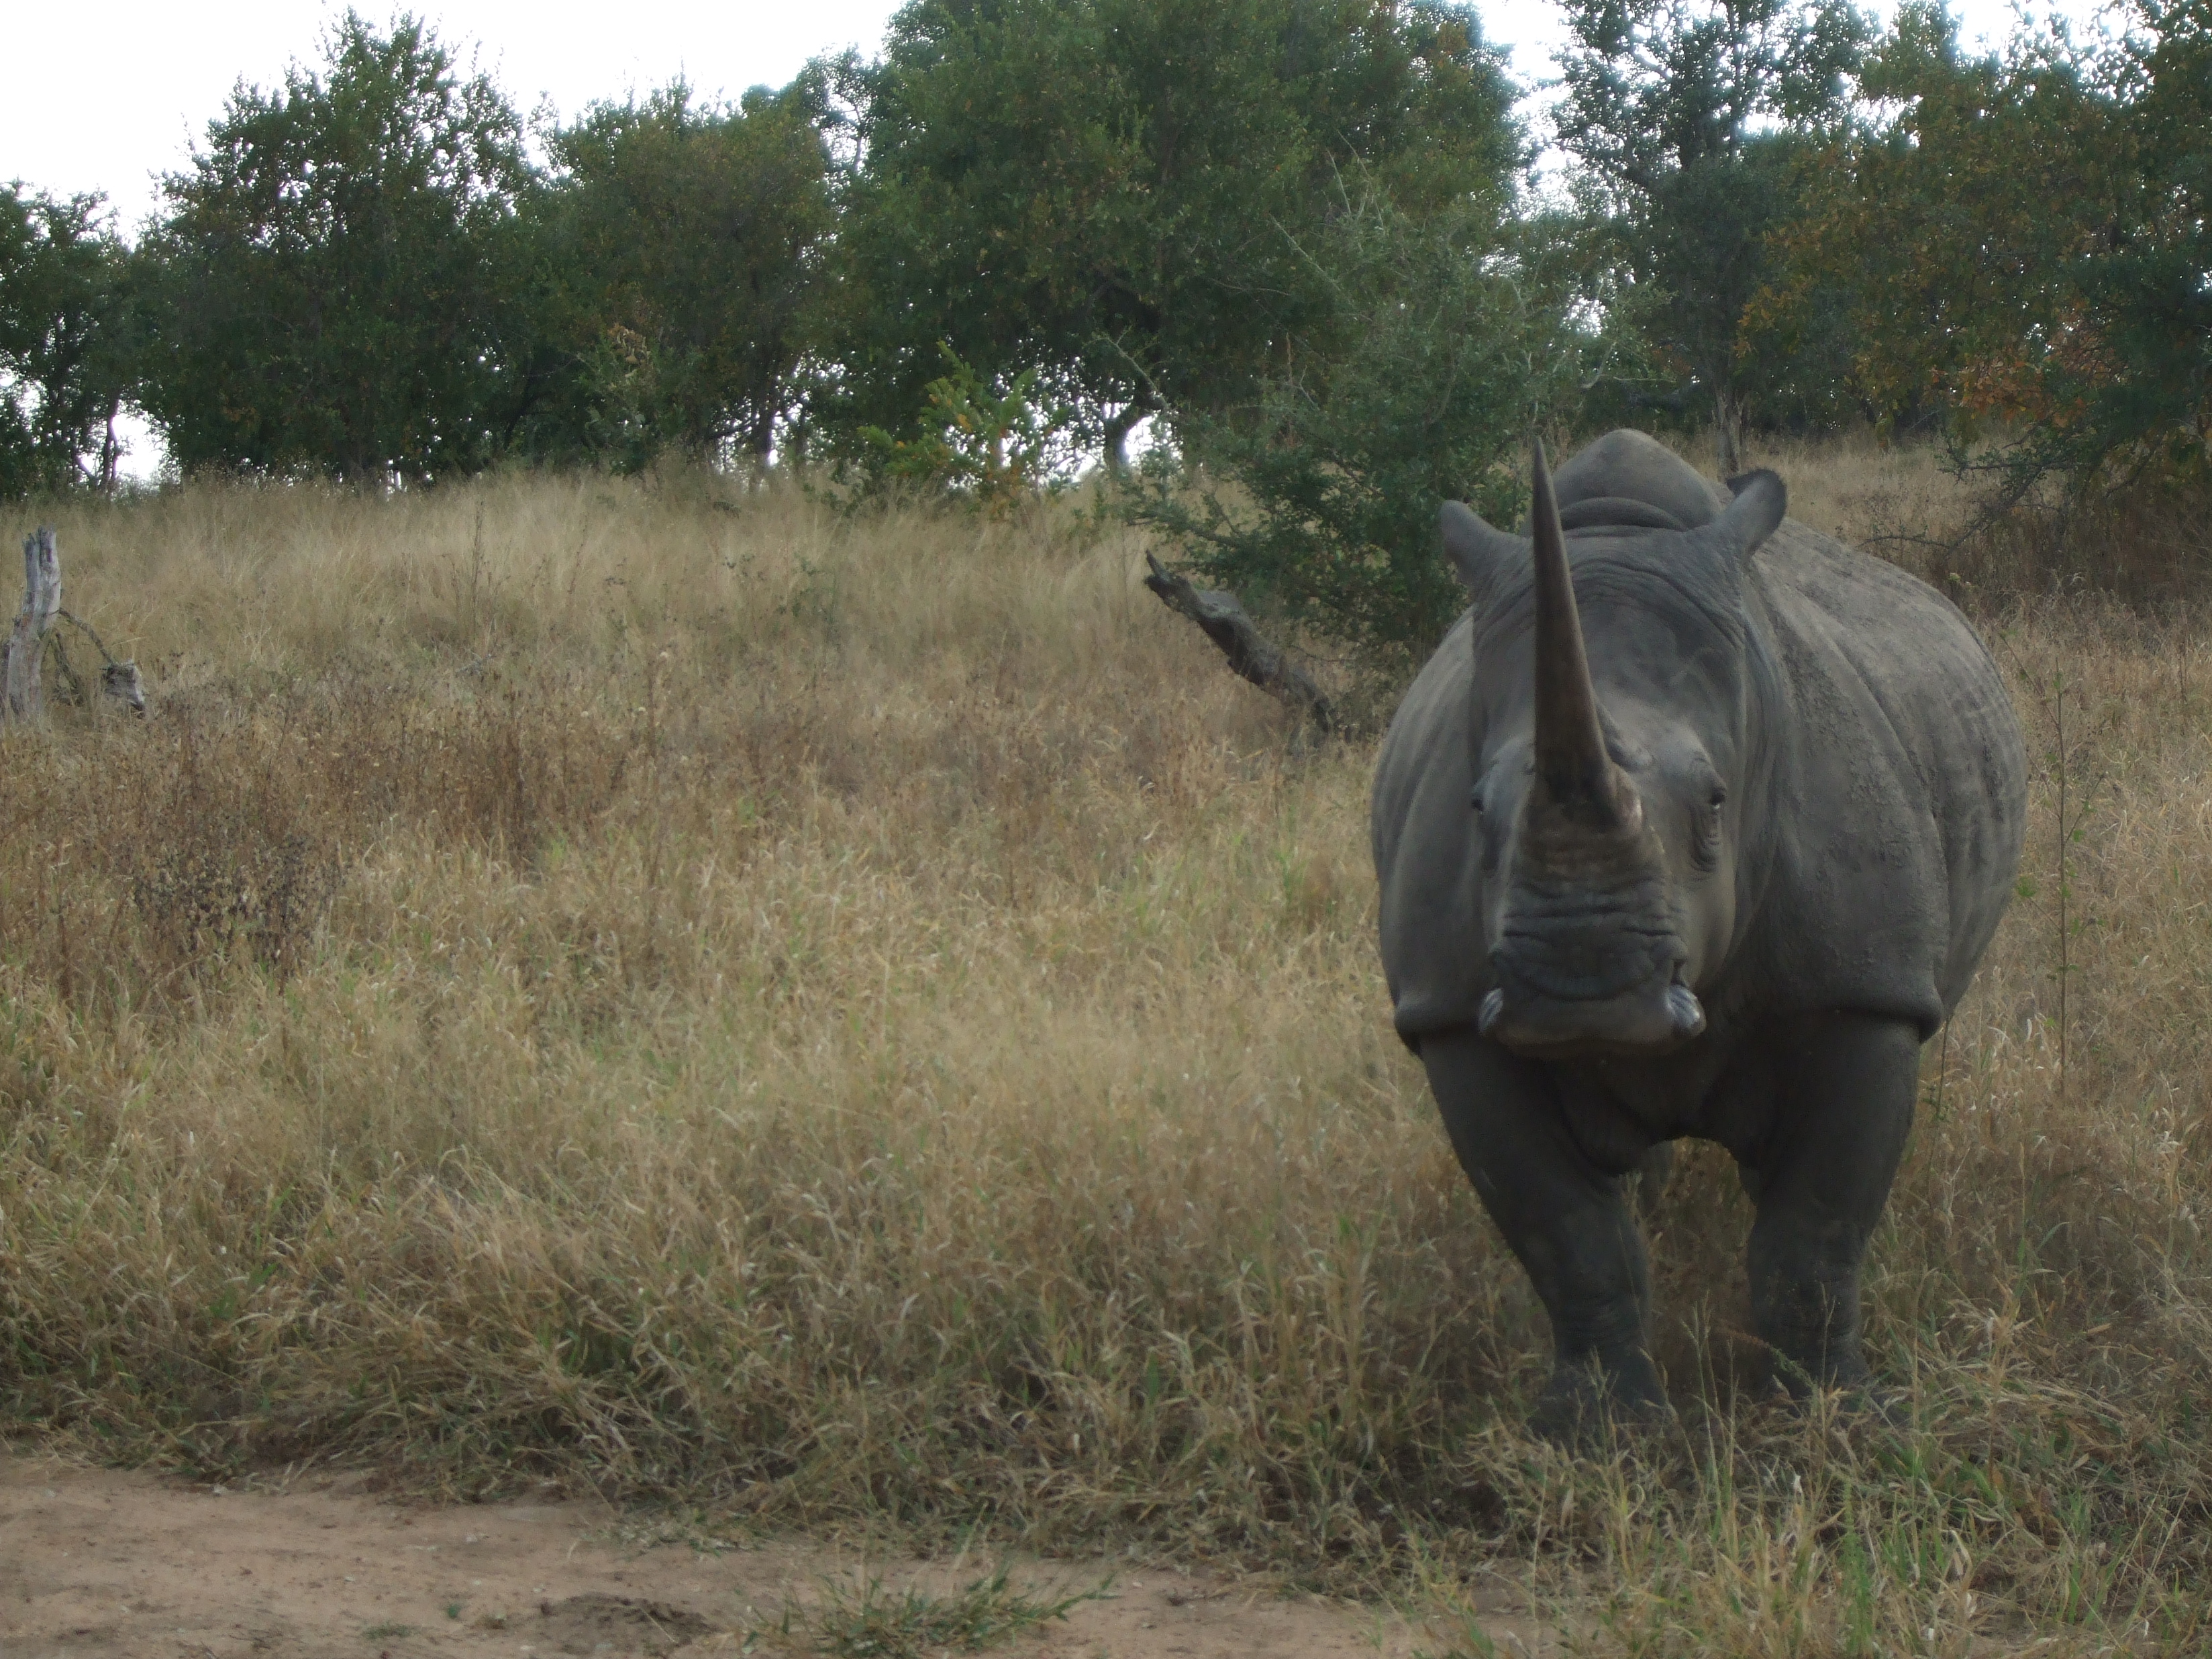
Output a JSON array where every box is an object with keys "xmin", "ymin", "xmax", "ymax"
[{"xmin": 3, "ymin": 527, "xmax": 61, "ymax": 724}]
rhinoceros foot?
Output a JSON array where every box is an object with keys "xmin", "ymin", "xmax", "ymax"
[
  {"xmin": 1528, "ymin": 1356, "xmax": 1673, "ymax": 1444},
  {"xmin": 1766, "ymin": 1357, "xmax": 1905, "ymax": 1429}
]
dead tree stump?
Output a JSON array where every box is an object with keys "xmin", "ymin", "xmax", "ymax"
[
  {"xmin": 1, "ymin": 527, "xmax": 145, "ymax": 723},
  {"xmin": 3, "ymin": 527, "xmax": 61, "ymax": 724}
]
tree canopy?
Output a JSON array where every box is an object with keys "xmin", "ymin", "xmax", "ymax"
[
  {"xmin": 823, "ymin": 0, "xmax": 1523, "ymax": 466},
  {"xmin": 519, "ymin": 80, "xmax": 835, "ymax": 470},
  {"xmin": 1125, "ymin": 180, "xmax": 1596, "ymax": 669},
  {"xmin": 1758, "ymin": 0, "xmax": 2211, "ymax": 491},
  {"xmin": 0, "ymin": 187, "xmax": 132, "ymax": 495},
  {"xmin": 1556, "ymin": 0, "xmax": 1870, "ymax": 471},
  {"xmin": 135, "ymin": 11, "xmax": 536, "ymax": 483}
]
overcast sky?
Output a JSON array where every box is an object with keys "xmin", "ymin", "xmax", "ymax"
[{"xmin": 6, "ymin": 1, "xmax": 2088, "ymax": 234}]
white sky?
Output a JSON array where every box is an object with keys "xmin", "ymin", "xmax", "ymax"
[
  {"xmin": 5, "ymin": 1, "xmax": 2086, "ymax": 234},
  {"xmin": 4, "ymin": 2, "xmax": 903, "ymax": 233}
]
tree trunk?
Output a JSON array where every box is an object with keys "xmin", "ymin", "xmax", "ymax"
[
  {"xmin": 1713, "ymin": 384, "xmax": 1745, "ymax": 479},
  {"xmin": 747, "ymin": 398, "xmax": 776, "ymax": 462},
  {"xmin": 3, "ymin": 527, "xmax": 61, "ymax": 724},
  {"xmin": 96, "ymin": 400, "xmax": 121, "ymax": 493},
  {"xmin": 1102, "ymin": 390, "xmax": 1159, "ymax": 476}
]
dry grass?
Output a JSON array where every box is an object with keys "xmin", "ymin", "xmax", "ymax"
[
  {"xmin": 3, "ymin": 453, "xmax": 2211, "ymax": 1654},
  {"xmin": 1736, "ymin": 426, "xmax": 2212, "ymax": 606}
]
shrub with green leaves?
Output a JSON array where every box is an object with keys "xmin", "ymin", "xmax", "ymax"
[
  {"xmin": 1121, "ymin": 186, "xmax": 1596, "ymax": 675},
  {"xmin": 0, "ymin": 186, "xmax": 132, "ymax": 498},
  {"xmin": 819, "ymin": 0, "xmax": 1523, "ymax": 471},
  {"xmin": 135, "ymin": 12, "xmax": 535, "ymax": 483},
  {"xmin": 856, "ymin": 346, "xmax": 1075, "ymax": 515},
  {"xmin": 521, "ymin": 79, "xmax": 834, "ymax": 472}
]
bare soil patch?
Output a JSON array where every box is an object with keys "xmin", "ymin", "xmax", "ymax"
[{"xmin": 1, "ymin": 1450, "xmax": 1521, "ymax": 1659}]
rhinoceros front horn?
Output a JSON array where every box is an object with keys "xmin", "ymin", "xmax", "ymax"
[{"xmin": 1529, "ymin": 440, "xmax": 1633, "ymax": 827}]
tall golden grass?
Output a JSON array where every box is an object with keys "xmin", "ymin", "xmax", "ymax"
[{"xmin": 3, "ymin": 446, "xmax": 2210, "ymax": 1654}]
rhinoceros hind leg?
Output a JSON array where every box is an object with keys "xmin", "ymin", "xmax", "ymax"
[
  {"xmin": 1417, "ymin": 1031, "xmax": 1668, "ymax": 1432},
  {"xmin": 1746, "ymin": 1013, "xmax": 1919, "ymax": 1395}
]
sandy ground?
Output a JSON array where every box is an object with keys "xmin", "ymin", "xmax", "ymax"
[{"xmin": 1, "ymin": 1449, "xmax": 1553, "ymax": 1658}]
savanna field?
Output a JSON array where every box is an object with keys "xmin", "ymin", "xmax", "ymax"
[{"xmin": 5, "ymin": 440, "xmax": 2212, "ymax": 1655}]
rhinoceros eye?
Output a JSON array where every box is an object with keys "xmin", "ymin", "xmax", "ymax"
[{"xmin": 1690, "ymin": 789, "xmax": 1724, "ymax": 872}]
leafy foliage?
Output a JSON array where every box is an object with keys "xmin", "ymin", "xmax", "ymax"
[
  {"xmin": 0, "ymin": 188, "xmax": 133, "ymax": 497},
  {"xmin": 135, "ymin": 11, "xmax": 535, "ymax": 483},
  {"xmin": 1757, "ymin": 0, "xmax": 2211, "ymax": 494},
  {"xmin": 1123, "ymin": 185, "xmax": 1593, "ymax": 669},
  {"xmin": 821, "ymin": 0, "xmax": 1522, "ymax": 467},
  {"xmin": 5, "ymin": 0, "xmax": 2198, "ymax": 549},
  {"xmin": 1753, "ymin": 7, "xmax": 2114, "ymax": 445},
  {"xmin": 2074, "ymin": 1, "xmax": 2212, "ymax": 486},
  {"xmin": 521, "ymin": 80, "xmax": 835, "ymax": 470},
  {"xmin": 858, "ymin": 345, "xmax": 1075, "ymax": 513},
  {"xmin": 1555, "ymin": 0, "xmax": 1868, "ymax": 463}
]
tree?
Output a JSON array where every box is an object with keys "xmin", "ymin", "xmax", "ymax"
[
  {"xmin": 0, "ymin": 187, "xmax": 134, "ymax": 497},
  {"xmin": 1123, "ymin": 181, "xmax": 1596, "ymax": 672},
  {"xmin": 1556, "ymin": 0, "xmax": 1869, "ymax": 470},
  {"xmin": 1756, "ymin": 1, "xmax": 2209, "ymax": 493},
  {"xmin": 821, "ymin": 0, "xmax": 1522, "ymax": 468},
  {"xmin": 136, "ymin": 11, "xmax": 536, "ymax": 482},
  {"xmin": 521, "ymin": 79, "xmax": 835, "ymax": 470},
  {"xmin": 2083, "ymin": 0, "xmax": 2212, "ymax": 486}
]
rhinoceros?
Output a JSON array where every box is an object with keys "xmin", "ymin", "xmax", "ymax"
[{"xmin": 1371, "ymin": 430, "xmax": 2025, "ymax": 1432}]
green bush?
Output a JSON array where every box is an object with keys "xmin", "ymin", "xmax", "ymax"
[
  {"xmin": 1120, "ymin": 186, "xmax": 1597, "ymax": 676},
  {"xmin": 857, "ymin": 345, "xmax": 1075, "ymax": 515}
]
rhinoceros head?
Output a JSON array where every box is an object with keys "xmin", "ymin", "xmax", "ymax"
[{"xmin": 1439, "ymin": 440, "xmax": 1786, "ymax": 1058}]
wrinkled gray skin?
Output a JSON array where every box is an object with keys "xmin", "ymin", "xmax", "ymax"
[{"xmin": 1372, "ymin": 431, "xmax": 2025, "ymax": 1434}]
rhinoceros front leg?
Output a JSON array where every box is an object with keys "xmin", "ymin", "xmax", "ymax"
[
  {"xmin": 1417, "ymin": 1029, "xmax": 1665, "ymax": 1434},
  {"xmin": 1746, "ymin": 1013, "xmax": 1919, "ymax": 1394}
]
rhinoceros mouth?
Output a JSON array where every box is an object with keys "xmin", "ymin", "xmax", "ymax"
[{"xmin": 1478, "ymin": 972, "xmax": 1706, "ymax": 1057}]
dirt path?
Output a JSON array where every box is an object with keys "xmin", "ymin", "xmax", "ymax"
[{"xmin": 1, "ymin": 1450, "xmax": 1547, "ymax": 1658}]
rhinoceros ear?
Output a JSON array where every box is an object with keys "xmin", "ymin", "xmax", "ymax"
[
  {"xmin": 1707, "ymin": 469, "xmax": 1787, "ymax": 565},
  {"xmin": 1440, "ymin": 501, "xmax": 1523, "ymax": 596}
]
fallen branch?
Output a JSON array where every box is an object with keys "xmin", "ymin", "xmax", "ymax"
[
  {"xmin": 1142, "ymin": 552, "xmax": 1335, "ymax": 734},
  {"xmin": 48, "ymin": 609, "xmax": 146, "ymax": 715}
]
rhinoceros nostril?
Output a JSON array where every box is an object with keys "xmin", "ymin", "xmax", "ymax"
[{"xmin": 1478, "ymin": 988, "xmax": 1507, "ymax": 1035}]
